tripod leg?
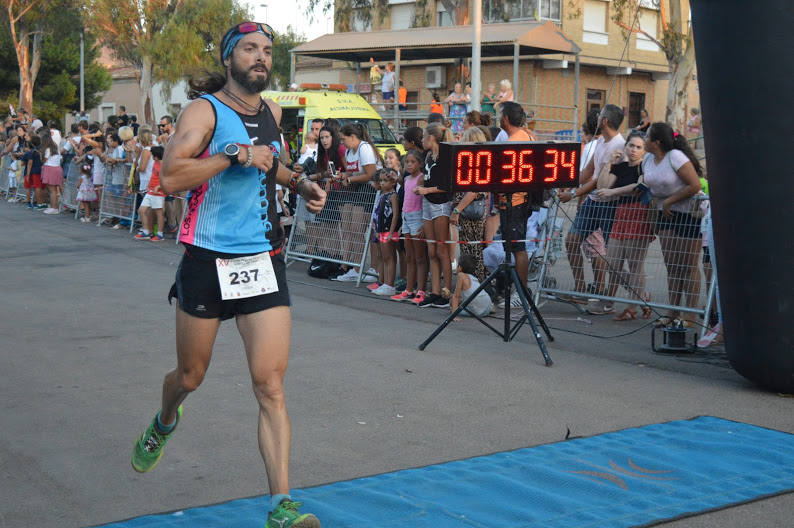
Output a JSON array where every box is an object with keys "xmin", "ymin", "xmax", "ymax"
[
  {"xmin": 418, "ymin": 266, "xmax": 504, "ymax": 350},
  {"xmin": 503, "ymin": 265, "xmax": 511, "ymax": 342},
  {"xmin": 510, "ymin": 267, "xmax": 554, "ymax": 367},
  {"xmin": 518, "ymin": 280, "xmax": 554, "ymax": 342}
]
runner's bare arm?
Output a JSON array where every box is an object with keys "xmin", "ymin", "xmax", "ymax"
[{"xmin": 160, "ymin": 98, "xmax": 240, "ymax": 193}]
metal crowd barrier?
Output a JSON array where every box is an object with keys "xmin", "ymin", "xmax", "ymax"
[
  {"xmin": 14, "ymin": 162, "xmax": 28, "ymax": 201},
  {"xmin": 97, "ymin": 160, "xmax": 136, "ymax": 231},
  {"xmin": 60, "ymin": 158, "xmax": 81, "ymax": 218},
  {"xmin": 536, "ymin": 193, "xmax": 716, "ymax": 334},
  {"xmin": 285, "ymin": 184, "xmax": 379, "ymax": 287},
  {"xmin": 0, "ymin": 154, "xmax": 11, "ymax": 196}
]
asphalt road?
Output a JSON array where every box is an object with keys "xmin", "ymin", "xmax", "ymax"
[{"xmin": 1, "ymin": 201, "xmax": 792, "ymax": 528}]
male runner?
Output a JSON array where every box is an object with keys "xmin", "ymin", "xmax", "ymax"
[{"xmin": 130, "ymin": 22, "xmax": 326, "ymax": 528}]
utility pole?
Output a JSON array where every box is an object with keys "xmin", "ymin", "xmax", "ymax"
[
  {"xmin": 471, "ymin": 0, "xmax": 482, "ymax": 112},
  {"xmin": 80, "ymin": 29, "xmax": 85, "ymax": 113}
]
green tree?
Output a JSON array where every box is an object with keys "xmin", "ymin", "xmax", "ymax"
[
  {"xmin": 3, "ymin": 0, "xmax": 46, "ymax": 113},
  {"xmin": 571, "ymin": 0, "xmax": 695, "ymax": 132},
  {"xmin": 306, "ymin": 0, "xmax": 463, "ymax": 31},
  {"xmin": 270, "ymin": 26, "xmax": 306, "ymax": 90},
  {"xmin": 614, "ymin": 0, "xmax": 695, "ymax": 132},
  {"xmin": 87, "ymin": 0, "xmax": 250, "ymax": 124},
  {"xmin": 0, "ymin": 1, "xmax": 111, "ymax": 121}
]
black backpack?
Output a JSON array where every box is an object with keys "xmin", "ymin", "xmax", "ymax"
[{"xmin": 307, "ymin": 258, "xmax": 340, "ymax": 279}]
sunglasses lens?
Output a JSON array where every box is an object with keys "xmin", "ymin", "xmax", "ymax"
[{"xmin": 238, "ymin": 22, "xmax": 258, "ymax": 33}]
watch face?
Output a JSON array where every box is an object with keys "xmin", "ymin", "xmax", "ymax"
[{"xmin": 224, "ymin": 143, "xmax": 239, "ymax": 156}]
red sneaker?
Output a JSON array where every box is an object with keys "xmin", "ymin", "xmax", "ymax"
[
  {"xmin": 411, "ymin": 290, "xmax": 426, "ymax": 305},
  {"xmin": 390, "ymin": 290, "xmax": 415, "ymax": 302}
]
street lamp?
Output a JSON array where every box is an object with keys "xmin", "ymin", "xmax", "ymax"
[{"xmin": 260, "ymin": 3, "xmax": 268, "ymax": 21}]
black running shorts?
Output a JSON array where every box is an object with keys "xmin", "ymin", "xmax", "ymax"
[{"xmin": 169, "ymin": 244, "xmax": 290, "ymax": 320}]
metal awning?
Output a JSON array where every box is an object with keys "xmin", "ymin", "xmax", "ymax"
[
  {"xmin": 292, "ymin": 21, "xmax": 580, "ymax": 62},
  {"xmin": 289, "ymin": 20, "xmax": 582, "ymax": 132}
]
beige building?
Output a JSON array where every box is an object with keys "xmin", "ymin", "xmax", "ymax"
[
  {"xmin": 71, "ymin": 48, "xmax": 191, "ymax": 129},
  {"xmin": 295, "ymin": 0, "xmax": 699, "ymax": 134}
]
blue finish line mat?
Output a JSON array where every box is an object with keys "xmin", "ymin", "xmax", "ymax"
[{"xmin": 100, "ymin": 417, "xmax": 794, "ymax": 527}]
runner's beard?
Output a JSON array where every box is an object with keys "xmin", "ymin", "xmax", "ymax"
[{"xmin": 230, "ymin": 60, "xmax": 270, "ymax": 93}]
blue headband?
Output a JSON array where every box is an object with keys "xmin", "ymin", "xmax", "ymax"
[{"xmin": 222, "ymin": 29, "xmax": 270, "ymax": 62}]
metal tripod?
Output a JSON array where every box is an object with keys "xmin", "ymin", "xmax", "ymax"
[{"xmin": 418, "ymin": 197, "xmax": 554, "ymax": 366}]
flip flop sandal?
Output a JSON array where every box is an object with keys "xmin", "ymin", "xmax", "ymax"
[{"xmin": 613, "ymin": 308, "xmax": 637, "ymax": 321}]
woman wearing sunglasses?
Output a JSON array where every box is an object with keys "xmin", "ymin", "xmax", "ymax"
[{"xmin": 130, "ymin": 22, "xmax": 324, "ymax": 528}]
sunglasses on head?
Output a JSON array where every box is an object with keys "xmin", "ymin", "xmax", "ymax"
[{"xmin": 234, "ymin": 22, "xmax": 274, "ymax": 42}]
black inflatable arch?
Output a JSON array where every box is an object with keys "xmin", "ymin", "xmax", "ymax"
[{"xmin": 691, "ymin": 0, "xmax": 793, "ymax": 391}]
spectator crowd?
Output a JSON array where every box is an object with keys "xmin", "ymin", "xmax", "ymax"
[
  {"xmin": 288, "ymin": 102, "xmax": 713, "ymax": 332},
  {"xmin": 1, "ymin": 95, "xmax": 714, "ymax": 332},
  {"xmin": 2, "ymin": 108, "xmax": 182, "ymax": 239}
]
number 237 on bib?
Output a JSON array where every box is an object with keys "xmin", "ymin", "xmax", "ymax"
[{"xmin": 215, "ymin": 252, "xmax": 279, "ymax": 300}]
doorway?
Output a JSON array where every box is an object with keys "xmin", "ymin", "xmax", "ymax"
[{"xmin": 628, "ymin": 92, "xmax": 646, "ymax": 129}]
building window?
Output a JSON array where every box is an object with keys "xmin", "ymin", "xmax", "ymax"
[
  {"xmin": 391, "ymin": 3, "xmax": 415, "ymax": 29},
  {"xmin": 628, "ymin": 92, "xmax": 646, "ymax": 128},
  {"xmin": 100, "ymin": 104, "xmax": 115, "ymax": 123},
  {"xmin": 539, "ymin": 0, "xmax": 561, "ymax": 20},
  {"xmin": 637, "ymin": 9, "xmax": 659, "ymax": 51},
  {"xmin": 483, "ymin": 0, "xmax": 560, "ymax": 23},
  {"xmin": 586, "ymin": 88, "xmax": 605, "ymax": 114},
  {"xmin": 352, "ymin": 13, "xmax": 371, "ymax": 32},
  {"xmin": 437, "ymin": 2, "xmax": 454, "ymax": 26},
  {"xmin": 582, "ymin": 0, "xmax": 608, "ymax": 45}
]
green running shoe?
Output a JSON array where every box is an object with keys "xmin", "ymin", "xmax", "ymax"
[
  {"xmin": 131, "ymin": 405, "xmax": 182, "ymax": 473},
  {"xmin": 265, "ymin": 499, "xmax": 320, "ymax": 528}
]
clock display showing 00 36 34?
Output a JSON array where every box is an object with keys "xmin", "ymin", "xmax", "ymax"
[{"xmin": 436, "ymin": 142, "xmax": 581, "ymax": 193}]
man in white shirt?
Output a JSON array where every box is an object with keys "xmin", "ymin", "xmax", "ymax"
[
  {"xmin": 560, "ymin": 104, "xmax": 625, "ymax": 306},
  {"xmin": 31, "ymin": 114, "xmax": 44, "ymax": 131}
]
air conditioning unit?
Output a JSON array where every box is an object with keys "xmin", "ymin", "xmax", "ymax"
[{"xmin": 426, "ymin": 66, "xmax": 443, "ymax": 88}]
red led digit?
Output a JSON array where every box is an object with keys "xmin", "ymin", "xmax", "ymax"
[
  {"xmin": 518, "ymin": 149, "xmax": 534, "ymax": 183},
  {"xmin": 501, "ymin": 150, "xmax": 517, "ymax": 183},
  {"xmin": 456, "ymin": 150, "xmax": 474, "ymax": 185},
  {"xmin": 560, "ymin": 149, "xmax": 577, "ymax": 181},
  {"xmin": 544, "ymin": 149, "xmax": 559, "ymax": 182},
  {"xmin": 475, "ymin": 150, "xmax": 492, "ymax": 184}
]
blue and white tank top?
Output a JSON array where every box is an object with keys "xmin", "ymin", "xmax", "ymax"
[{"xmin": 179, "ymin": 94, "xmax": 283, "ymax": 254}]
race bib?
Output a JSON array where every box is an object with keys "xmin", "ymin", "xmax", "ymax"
[{"xmin": 215, "ymin": 252, "xmax": 278, "ymax": 300}]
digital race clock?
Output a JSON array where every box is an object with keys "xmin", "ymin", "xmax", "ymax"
[{"xmin": 437, "ymin": 142, "xmax": 581, "ymax": 193}]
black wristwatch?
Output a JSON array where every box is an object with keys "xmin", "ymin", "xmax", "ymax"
[{"xmin": 224, "ymin": 143, "xmax": 240, "ymax": 165}]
